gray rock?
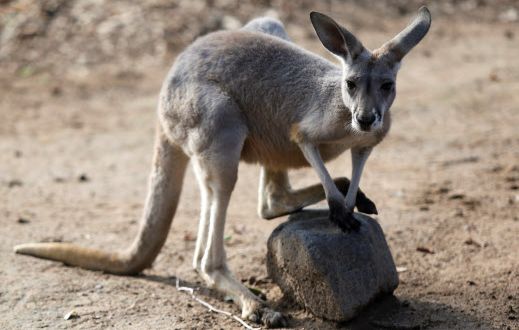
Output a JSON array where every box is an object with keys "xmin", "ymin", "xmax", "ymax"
[{"xmin": 267, "ymin": 210, "xmax": 398, "ymax": 322}]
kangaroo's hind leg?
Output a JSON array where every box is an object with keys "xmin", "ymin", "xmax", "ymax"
[
  {"xmin": 192, "ymin": 158, "xmax": 212, "ymax": 272},
  {"xmin": 193, "ymin": 145, "xmax": 287, "ymax": 327},
  {"xmin": 187, "ymin": 88, "xmax": 287, "ymax": 327},
  {"xmin": 258, "ymin": 167, "xmax": 378, "ymax": 219}
]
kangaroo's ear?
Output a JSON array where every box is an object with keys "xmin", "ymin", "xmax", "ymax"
[
  {"xmin": 310, "ymin": 12, "xmax": 364, "ymax": 61},
  {"xmin": 376, "ymin": 6, "xmax": 431, "ymax": 62}
]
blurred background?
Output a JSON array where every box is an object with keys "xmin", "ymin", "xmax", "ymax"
[
  {"xmin": 1, "ymin": 0, "xmax": 518, "ymax": 75},
  {"xmin": 1, "ymin": 1, "xmax": 518, "ymax": 329}
]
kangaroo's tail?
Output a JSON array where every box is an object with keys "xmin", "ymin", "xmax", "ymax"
[{"xmin": 14, "ymin": 126, "xmax": 189, "ymax": 275}]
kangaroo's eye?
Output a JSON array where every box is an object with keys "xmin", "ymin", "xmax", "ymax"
[
  {"xmin": 346, "ymin": 80, "xmax": 356, "ymax": 91},
  {"xmin": 381, "ymin": 82, "xmax": 394, "ymax": 92}
]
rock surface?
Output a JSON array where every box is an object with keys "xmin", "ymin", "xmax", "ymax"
[{"xmin": 267, "ymin": 210, "xmax": 399, "ymax": 322}]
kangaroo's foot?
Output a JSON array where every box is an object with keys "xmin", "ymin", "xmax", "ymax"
[
  {"xmin": 190, "ymin": 113, "xmax": 288, "ymax": 327},
  {"xmin": 200, "ymin": 266, "xmax": 288, "ymax": 328},
  {"xmin": 247, "ymin": 305, "xmax": 288, "ymax": 328}
]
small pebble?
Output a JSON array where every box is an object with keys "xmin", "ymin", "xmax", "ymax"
[
  {"xmin": 78, "ymin": 174, "xmax": 89, "ymax": 182},
  {"xmin": 17, "ymin": 218, "xmax": 30, "ymax": 224},
  {"xmin": 7, "ymin": 180, "xmax": 22, "ymax": 188},
  {"xmin": 64, "ymin": 310, "xmax": 79, "ymax": 320}
]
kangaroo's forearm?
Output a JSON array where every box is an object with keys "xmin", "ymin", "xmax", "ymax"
[
  {"xmin": 299, "ymin": 143, "xmax": 342, "ymax": 202},
  {"xmin": 345, "ymin": 147, "xmax": 372, "ymax": 210}
]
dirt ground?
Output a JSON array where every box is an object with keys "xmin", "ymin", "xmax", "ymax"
[{"xmin": 1, "ymin": 1, "xmax": 518, "ymax": 329}]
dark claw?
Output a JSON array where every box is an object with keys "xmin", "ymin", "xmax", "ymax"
[
  {"xmin": 334, "ymin": 177, "xmax": 378, "ymax": 215},
  {"xmin": 328, "ymin": 198, "xmax": 361, "ymax": 232},
  {"xmin": 356, "ymin": 190, "xmax": 378, "ymax": 215}
]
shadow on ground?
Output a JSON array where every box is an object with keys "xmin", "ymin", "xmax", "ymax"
[
  {"xmin": 139, "ymin": 273, "xmax": 495, "ymax": 329},
  {"xmin": 277, "ymin": 294, "xmax": 495, "ymax": 329}
]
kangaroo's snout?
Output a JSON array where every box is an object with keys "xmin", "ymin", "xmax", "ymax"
[{"xmin": 355, "ymin": 112, "xmax": 376, "ymax": 131}]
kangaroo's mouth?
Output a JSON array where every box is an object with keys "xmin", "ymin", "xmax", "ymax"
[
  {"xmin": 352, "ymin": 117, "xmax": 374, "ymax": 133},
  {"xmin": 357, "ymin": 121, "xmax": 373, "ymax": 132},
  {"xmin": 351, "ymin": 120, "xmax": 371, "ymax": 133}
]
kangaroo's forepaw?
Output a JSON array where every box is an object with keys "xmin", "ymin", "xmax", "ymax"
[
  {"xmin": 248, "ymin": 307, "xmax": 288, "ymax": 328},
  {"xmin": 328, "ymin": 199, "xmax": 361, "ymax": 232}
]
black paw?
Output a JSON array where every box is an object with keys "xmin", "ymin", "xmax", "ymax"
[
  {"xmin": 334, "ymin": 177, "xmax": 352, "ymax": 196},
  {"xmin": 248, "ymin": 307, "xmax": 288, "ymax": 328},
  {"xmin": 328, "ymin": 199, "xmax": 361, "ymax": 232},
  {"xmin": 334, "ymin": 177, "xmax": 378, "ymax": 215}
]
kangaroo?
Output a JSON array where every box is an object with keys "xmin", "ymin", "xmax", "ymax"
[
  {"xmin": 242, "ymin": 16, "xmax": 292, "ymax": 41},
  {"xmin": 14, "ymin": 8, "xmax": 431, "ymax": 328}
]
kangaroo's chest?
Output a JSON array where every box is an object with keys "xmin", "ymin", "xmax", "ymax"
[{"xmin": 240, "ymin": 130, "xmax": 376, "ymax": 170}]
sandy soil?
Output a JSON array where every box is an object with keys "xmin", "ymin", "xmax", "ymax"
[{"xmin": 1, "ymin": 1, "xmax": 518, "ymax": 329}]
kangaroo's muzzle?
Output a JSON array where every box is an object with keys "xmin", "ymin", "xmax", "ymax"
[{"xmin": 355, "ymin": 112, "xmax": 376, "ymax": 131}]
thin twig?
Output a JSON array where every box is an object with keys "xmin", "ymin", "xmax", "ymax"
[{"xmin": 175, "ymin": 277, "xmax": 261, "ymax": 330}]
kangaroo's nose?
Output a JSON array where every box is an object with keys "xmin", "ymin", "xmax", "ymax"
[{"xmin": 356, "ymin": 113, "xmax": 376, "ymax": 129}]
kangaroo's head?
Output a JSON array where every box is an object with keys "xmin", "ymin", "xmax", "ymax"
[{"xmin": 310, "ymin": 7, "xmax": 431, "ymax": 133}]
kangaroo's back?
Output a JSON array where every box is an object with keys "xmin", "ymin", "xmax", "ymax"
[
  {"xmin": 169, "ymin": 30, "xmax": 338, "ymax": 115},
  {"xmin": 161, "ymin": 30, "xmax": 346, "ymax": 167}
]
